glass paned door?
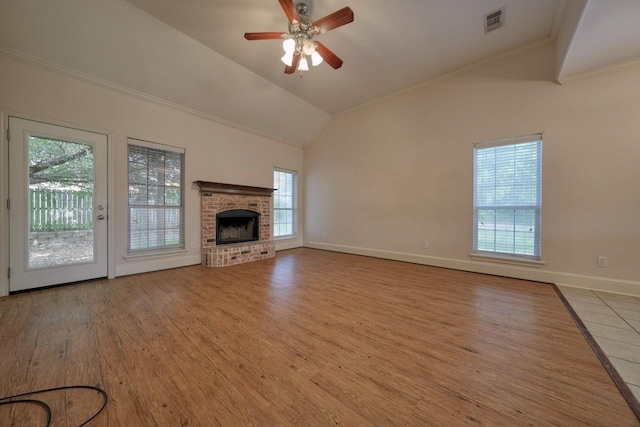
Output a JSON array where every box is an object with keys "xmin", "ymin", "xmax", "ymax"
[{"xmin": 9, "ymin": 118, "xmax": 108, "ymax": 291}]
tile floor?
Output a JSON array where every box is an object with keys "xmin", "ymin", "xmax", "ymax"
[{"xmin": 557, "ymin": 285, "xmax": 640, "ymax": 404}]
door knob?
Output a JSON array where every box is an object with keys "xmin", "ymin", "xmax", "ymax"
[{"xmin": 97, "ymin": 214, "xmax": 105, "ymax": 220}]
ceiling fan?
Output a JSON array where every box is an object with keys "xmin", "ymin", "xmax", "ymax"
[{"xmin": 244, "ymin": 0, "xmax": 354, "ymax": 74}]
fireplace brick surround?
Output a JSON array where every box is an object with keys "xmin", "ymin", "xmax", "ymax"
[{"xmin": 196, "ymin": 181, "xmax": 275, "ymax": 267}]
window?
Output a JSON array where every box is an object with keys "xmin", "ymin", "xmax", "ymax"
[
  {"xmin": 128, "ymin": 139, "xmax": 185, "ymax": 253},
  {"xmin": 273, "ymin": 169, "xmax": 296, "ymax": 238},
  {"xmin": 473, "ymin": 134, "xmax": 542, "ymax": 260}
]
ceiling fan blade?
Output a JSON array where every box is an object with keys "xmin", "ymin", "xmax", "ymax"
[
  {"xmin": 278, "ymin": 0, "xmax": 301, "ymax": 23},
  {"xmin": 312, "ymin": 7, "xmax": 354, "ymax": 34},
  {"xmin": 284, "ymin": 52, "xmax": 301, "ymax": 74},
  {"xmin": 316, "ymin": 42, "xmax": 344, "ymax": 69},
  {"xmin": 244, "ymin": 32, "xmax": 285, "ymax": 40}
]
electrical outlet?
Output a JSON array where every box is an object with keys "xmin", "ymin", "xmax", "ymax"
[
  {"xmin": 191, "ymin": 241, "xmax": 196, "ymax": 249},
  {"xmin": 422, "ymin": 240, "xmax": 429, "ymax": 249},
  {"xmin": 597, "ymin": 256, "xmax": 608, "ymax": 267}
]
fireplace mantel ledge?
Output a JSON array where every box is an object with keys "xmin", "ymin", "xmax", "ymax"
[{"xmin": 195, "ymin": 181, "xmax": 275, "ymax": 197}]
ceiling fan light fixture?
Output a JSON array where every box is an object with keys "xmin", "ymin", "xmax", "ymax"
[
  {"xmin": 281, "ymin": 51, "xmax": 294, "ymax": 66},
  {"xmin": 302, "ymin": 40, "xmax": 316, "ymax": 56},
  {"xmin": 298, "ymin": 56, "xmax": 309, "ymax": 71},
  {"xmin": 311, "ymin": 50, "xmax": 323, "ymax": 66},
  {"xmin": 282, "ymin": 38, "xmax": 296, "ymax": 53},
  {"xmin": 244, "ymin": 0, "xmax": 354, "ymax": 74}
]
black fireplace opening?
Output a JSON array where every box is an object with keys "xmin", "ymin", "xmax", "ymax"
[{"xmin": 216, "ymin": 209, "xmax": 260, "ymax": 245}]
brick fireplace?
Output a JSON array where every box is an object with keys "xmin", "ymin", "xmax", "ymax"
[{"xmin": 195, "ymin": 181, "xmax": 275, "ymax": 267}]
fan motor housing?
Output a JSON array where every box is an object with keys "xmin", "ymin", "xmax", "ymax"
[{"xmin": 296, "ymin": 2, "xmax": 309, "ymax": 16}]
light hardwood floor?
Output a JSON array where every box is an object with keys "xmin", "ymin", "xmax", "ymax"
[{"xmin": 1, "ymin": 248, "xmax": 638, "ymax": 426}]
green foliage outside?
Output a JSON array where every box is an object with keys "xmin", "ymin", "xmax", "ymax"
[{"xmin": 29, "ymin": 136, "xmax": 94, "ymax": 232}]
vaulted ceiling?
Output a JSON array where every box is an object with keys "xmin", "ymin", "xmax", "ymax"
[{"xmin": 1, "ymin": 0, "xmax": 640, "ymax": 146}]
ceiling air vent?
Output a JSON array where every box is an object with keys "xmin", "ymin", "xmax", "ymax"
[{"xmin": 484, "ymin": 8, "xmax": 504, "ymax": 33}]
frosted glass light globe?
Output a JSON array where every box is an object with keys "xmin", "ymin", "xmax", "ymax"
[
  {"xmin": 302, "ymin": 40, "xmax": 316, "ymax": 56},
  {"xmin": 311, "ymin": 51, "xmax": 324, "ymax": 66},
  {"xmin": 282, "ymin": 38, "xmax": 296, "ymax": 53},
  {"xmin": 298, "ymin": 56, "xmax": 309, "ymax": 71}
]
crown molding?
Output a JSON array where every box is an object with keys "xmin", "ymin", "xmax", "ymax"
[
  {"xmin": 0, "ymin": 46, "xmax": 303, "ymax": 148},
  {"xmin": 335, "ymin": 37, "xmax": 556, "ymax": 119},
  {"xmin": 558, "ymin": 56, "xmax": 640, "ymax": 85}
]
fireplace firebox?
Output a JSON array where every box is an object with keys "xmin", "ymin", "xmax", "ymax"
[
  {"xmin": 196, "ymin": 180, "xmax": 274, "ymax": 267},
  {"xmin": 216, "ymin": 209, "xmax": 260, "ymax": 245}
]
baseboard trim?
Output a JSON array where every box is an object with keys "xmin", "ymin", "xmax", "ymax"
[
  {"xmin": 114, "ymin": 254, "xmax": 201, "ymax": 277},
  {"xmin": 303, "ymin": 242, "xmax": 640, "ymax": 296},
  {"xmin": 275, "ymin": 238, "xmax": 303, "ymax": 252}
]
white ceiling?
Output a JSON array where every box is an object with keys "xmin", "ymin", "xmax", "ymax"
[
  {"xmin": 1, "ymin": 0, "xmax": 640, "ymax": 146},
  {"xmin": 126, "ymin": 0, "xmax": 563, "ymax": 115},
  {"xmin": 558, "ymin": 0, "xmax": 640, "ymax": 80}
]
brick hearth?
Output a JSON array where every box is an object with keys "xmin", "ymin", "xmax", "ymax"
[{"xmin": 195, "ymin": 181, "xmax": 275, "ymax": 267}]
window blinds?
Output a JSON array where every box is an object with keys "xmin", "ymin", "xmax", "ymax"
[
  {"xmin": 128, "ymin": 140, "xmax": 185, "ymax": 253},
  {"xmin": 273, "ymin": 169, "xmax": 295, "ymax": 237},
  {"xmin": 473, "ymin": 134, "xmax": 542, "ymax": 259}
]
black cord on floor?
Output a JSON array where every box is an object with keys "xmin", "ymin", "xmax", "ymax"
[
  {"xmin": 0, "ymin": 385, "xmax": 108, "ymax": 427},
  {"xmin": 0, "ymin": 398, "xmax": 52, "ymax": 425}
]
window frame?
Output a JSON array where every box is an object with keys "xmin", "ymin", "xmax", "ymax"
[
  {"xmin": 273, "ymin": 168, "xmax": 297, "ymax": 239},
  {"xmin": 127, "ymin": 138, "xmax": 185, "ymax": 255},
  {"xmin": 472, "ymin": 134, "xmax": 543, "ymax": 262}
]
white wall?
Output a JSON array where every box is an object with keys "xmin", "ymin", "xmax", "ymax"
[
  {"xmin": 0, "ymin": 54, "xmax": 304, "ymax": 296},
  {"xmin": 304, "ymin": 42, "xmax": 640, "ymax": 296},
  {"xmin": 0, "ymin": 0, "xmax": 330, "ymax": 145}
]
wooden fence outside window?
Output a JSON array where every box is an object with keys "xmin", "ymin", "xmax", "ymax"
[{"xmin": 30, "ymin": 189, "xmax": 93, "ymax": 232}]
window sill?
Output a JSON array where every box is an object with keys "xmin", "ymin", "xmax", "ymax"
[
  {"xmin": 124, "ymin": 248, "xmax": 188, "ymax": 262},
  {"xmin": 470, "ymin": 253, "xmax": 546, "ymax": 268}
]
